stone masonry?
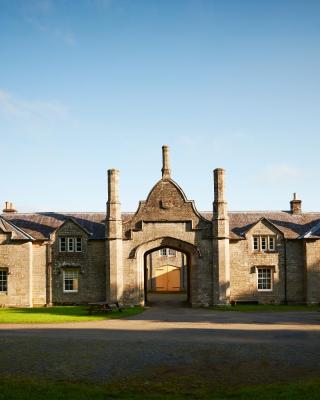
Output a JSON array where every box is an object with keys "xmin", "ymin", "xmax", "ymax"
[{"xmin": 1, "ymin": 146, "xmax": 320, "ymax": 307}]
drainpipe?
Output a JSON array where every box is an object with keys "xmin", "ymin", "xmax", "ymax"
[
  {"xmin": 46, "ymin": 243, "xmax": 53, "ymax": 306},
  {"xmin": 284, "ymin": 238, "xmax": 288, "ymax": 304},
  {"xmin": 28, "ymin": 241, "xmax": 33, "ymax": 307}
]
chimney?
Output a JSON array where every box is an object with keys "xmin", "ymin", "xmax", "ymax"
[
  {"xmin": 213, "ymin": 168, "xmax": 228, "ymax": 219},
  {"xmin": 2, "ymin": 201, "xmax": 17, "ymax": 213},
  {"xmin": 161, "ymin": 145, "xmax": 171, "ymax": 179},
  {"xmin": 290, "ymin": 193, "xmax": 302, "ymax": 214}
]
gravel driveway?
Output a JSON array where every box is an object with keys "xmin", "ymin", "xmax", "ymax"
[{"xmin": 0, "ymin": 297, "xmax": 319, "ymax": 387}]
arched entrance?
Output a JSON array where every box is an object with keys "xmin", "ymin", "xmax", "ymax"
[
  {"xmin": 134, "ymin": 237, "xmax": 199, "ymax": 306},
  {"xmin": 144, "ymin": 246, "xmax": 190, "ymax": 306}
]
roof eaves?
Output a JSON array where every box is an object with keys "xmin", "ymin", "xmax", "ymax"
[
  {"xmin": 0, "ymin": 216, "xmax": 35, "ymax": 241},
  {"xmin": 300, "ymin": 221, "xmax": 320, "ymax": 239}
]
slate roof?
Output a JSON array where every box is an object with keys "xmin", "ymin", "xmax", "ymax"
[
  {"xmin": 0, "ymin": 216, "xmax": 34, "ymax": 240},
  {"xmin": 201, "ymin": 211, "xmax": 320, "ymax": 239},
  {"xmin": 1, "ymin": 213, "xmax": 106, "ymax": 240},
  {"xmin": 2, "ymin": 211, "xmax": 320, "ymax": 241}
]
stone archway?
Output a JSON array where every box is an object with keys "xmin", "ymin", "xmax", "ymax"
[{"xmin": 134, "ymin": 237, "xmax": 200, "ymax": 306}]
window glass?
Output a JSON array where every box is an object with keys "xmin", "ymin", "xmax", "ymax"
[
  {"xmin": 269, "ymin": 237, "xmax": 275, "ymax": 251},
  {"xmin": 63, "ymin": 269, "xmax": 79, "ymax": 292},
  {"xmin": 0, "ymin": 270, "xmax": 7, "ymax": 292},
  {"xmin": 257, "ymin": 268, "xmax": 272, "ymax": 290},
  {"xmin": 261, "ymin": 237, "xmax": 267, "ymax": 251},
  {"xmin": 76, "ymin": 237, "xmax": 82, "ymax": 252},
  {"xmin": 67, "ymin": 237, "xmax": 75, "ymax": 252},
  {"xmin": 160, "ymin": 248, "xmax": 167, "ymax": 256},
  {"xmin": 59, "ymin": 237, "xmax": 66, "ymax": 252},
  {"xmin": 168, "ymin": 248, "xmax": 176, "ymax": 256},
  {"xmin": 253, "ymin": 237, "xmax": 259, "ymax": 251}
]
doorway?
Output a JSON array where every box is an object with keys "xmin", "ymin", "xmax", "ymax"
[{"xmin": 144, "ymin": 246, "xmax": 190, "ymax": 306}]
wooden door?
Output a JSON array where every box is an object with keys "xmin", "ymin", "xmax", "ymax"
[{"xmin": 155, "ymin": 265, "xmax": 180, "ymax": 292}]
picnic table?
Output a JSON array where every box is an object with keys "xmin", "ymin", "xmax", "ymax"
[{"xmin": 87, "ymin": 301, "xmax": 123, "ymax": 315}]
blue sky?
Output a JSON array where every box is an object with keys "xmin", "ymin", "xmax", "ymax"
[{"xmin": 0, "ymin": 0, "xmax": 319, "ymax": 213}]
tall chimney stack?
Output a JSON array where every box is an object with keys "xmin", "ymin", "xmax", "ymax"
[
  {"xmin": 290, "ymin": 193, "xmax": 302, "ymax": 214},
  {"xmin": 161, "ymin": 145, "xmax": 171, "ymax": 179},
  {"xmin": 212, "ymin": 168, "xmax": 230, "ymax": 305},
  {"xmin": 106, "ymin": 169, "xmax": 123, "ymax": 303},
  {"xmin": 213, "ymin": 169, "xmax": 227, "ymax": 220}
]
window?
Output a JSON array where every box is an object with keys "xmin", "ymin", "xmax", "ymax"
[
  {"xmin": 63, "ymin": 269, "xmax": 79, "ymax": 293},
  {"xmin": 159, "ymin": 248, "xmax": 176, "ymax": 256},
  {"xmin": 59, "ymin": 237, "xmax": 82, "ymax": 253},
  {"xmin": 160, "ymin": 248, "xmax": 167, "ymax": 256},
  {"xmin": 68, "ymin": 237, "xmax": 74, "ymax": 252},
  {"xmin": 257, "ymin": 268, "xmax": 272, "ymax": 291},
  {"xmin": 59, "ymin": 237, "xmax": 66, "ymax": 252},
  {"xmin": 253, "ymin": 236, "xmax": 276, "ymax": 252},
  {"xmin": 0, "ymin": 269, "xmax": 7, "ymax": 293},
  {"xmin": 76, "ymin": 238, "xmax": 82, "ymax": 252},
  {"xmin": 268, "ymin": 236, "xmax": 275, "ymax": 251}
]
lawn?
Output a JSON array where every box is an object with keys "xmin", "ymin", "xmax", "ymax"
[
  {"xmin": 0, "ymin": 377, "xmax": 320, "ymax": 400},
  {"xmin": 212, "ymin": 304, "xmax": 320, "ymax": 312},
  {"xmin": 0, "ymin": 305, "xmax": 144, "ymax": 323}
]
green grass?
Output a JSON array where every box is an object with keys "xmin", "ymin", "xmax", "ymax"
[
  {"xmin": 212, "ymin": 304, "xmax": 320, "ymax": 312},
  {"xmin": 0, "ymin": 305, "xmax": 144, "ymax": 323},
  {"xmin": 0, "ymin": 377, "xmax": 320, "ymax": 400}
]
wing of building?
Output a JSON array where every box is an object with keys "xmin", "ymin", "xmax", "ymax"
[{"xmin": 1, "ymin": 146, "xmax": 320, "ymax": 307}]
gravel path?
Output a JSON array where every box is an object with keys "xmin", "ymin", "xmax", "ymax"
[{"xmin": 0, "ymin": 298, "xmax": 319, "ymax": 386}]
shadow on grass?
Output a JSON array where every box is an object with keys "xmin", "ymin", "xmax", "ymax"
[{"xmin": 0, "ymin": 306, "xmax": 144, "ymax": 323}]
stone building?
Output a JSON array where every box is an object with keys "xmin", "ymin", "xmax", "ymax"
[{"xmin": 1, "ymin": 145, "xmax": 320, "ymax": 307}]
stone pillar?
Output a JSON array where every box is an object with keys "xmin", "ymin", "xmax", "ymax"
[
  {"xmin": 212, "ymin": 168, "xmax": 230, "ymax": 305},
  {"xmin": 106, "ymin": 169, "xmax": 123, "ymax": 303},
  {"xmin": 161, "ymin": 145, "xmax": 171, "ymax": 179}
]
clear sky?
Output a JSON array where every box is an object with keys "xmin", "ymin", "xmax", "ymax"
[{"xmin": 0, "ymin": 0, "xmax": 319, "ymax": 213}]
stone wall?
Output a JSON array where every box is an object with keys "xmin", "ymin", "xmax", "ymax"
[
  {"xmin": 230, "ymin": 220, "xmax": 285, "ymax": 304},
  {"xmin": 286, "ymin": 240, "xmax": 305, "ymax": 303},
  {"xmin": 51, "ymin": 220, "xmax": 106, "ymax": 304},
  {"xmin": 32, "ymin": 242, "xmax": 47, "ymax": 306},
  {"xmin": 0, "ymin": 232, "xmax": 32, "ymax": 306},
  {"xmin": 305, "ymin": 239, "xmax": 320, "ymax": 304}
]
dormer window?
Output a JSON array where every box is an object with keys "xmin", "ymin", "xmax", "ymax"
[
  {"xmin": 253, "ymin": 236, "xmax": 276, "ymax": 252},
  {"xmin": 59, "ymin": 237, "xmax": 82, "ymax": 253}
]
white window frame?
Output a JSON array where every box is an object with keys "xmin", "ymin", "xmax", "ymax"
[
  {"xmin": 256, "ymin": 267, "xmax": 273, "ymax": 292},
  {"xmin": 268, "ymin": 236, "xmax": 275, "ymax": 251},
  {"xmin": 253, "ymin": 236, "xmax": 259, "ymax": 251},
  {"xmin": 63, "ymin": 269, "xmax": 79, "ymax": 293},
  {"xmin": 168, "ymin": 248, "xmax": 176, "ymax": 256},
  {"xmin": 261, "ymin": 236, "xmax": 267, "ymax": 251},
  {"xmin": 67, "ymin": 237, "xmax": 75, "ymax": 252},
  {"xmin": 159, "ymin": 248, "xmax": 176, "ymax": 257},
  {"xmin": 59, "ymin": 236, "xmax": 83, "ymax": 253},
  {"xmin": 59, "ymin": 237, "xmax": 66, "ymax": 252},
  {"xmin": 0, "ymin": 269, "xmax": 8, "ymax": 293},
  {"xmin": 75, "ymin": 237, "xmax": 82, "ymax": 252},
  {"xmin": 253, "ymin": 236, "xmax": 276, "ymax": 252}
]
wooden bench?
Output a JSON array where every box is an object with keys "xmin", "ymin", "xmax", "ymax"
[{"xmin": 87, "ymin": 302, "xmax": 123, "ymax": 315}]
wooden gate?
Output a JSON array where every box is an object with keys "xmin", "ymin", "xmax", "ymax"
[{"xmin": 154, "ymin": 265, "xmax": 181, "ymax": 291}]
